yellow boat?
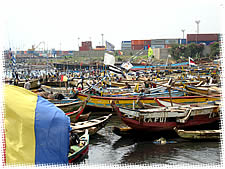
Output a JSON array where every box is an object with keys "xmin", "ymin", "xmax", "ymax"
[{"xmin": 77, "ymin": 93, "xmax": 220, "ymax": 109}]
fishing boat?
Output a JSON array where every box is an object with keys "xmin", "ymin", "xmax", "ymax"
[
  {"xmin": 70, "ymin": 114, "xmax": 112, "ymax": 135},
  {"xmin": 55, "ymin": 100, "xmax": 84, "ymax": 112},
  {"xmin": 56, "ymin": 95, "xmax": 90, "ymax": 113},
  {"xmin": 111, "ymin": 101, "xmax": 220, "ymax": 132},
  {"xmin": 184, "ymin": 85, "xmax": 221, "ymax": 95},
  {"xmin": 77, "ymin": 92, "xmax": 220, "ymax": 110},
  {"xmin": 49, "ymin": 98, "xmax": 78, "ymax": 104},
  {"xmin": 68, "ymin": 129, "xmax": 89, "ymax": 163},
  {"xmin": 45, "ymin": 81, "xmax": 66, "ymax": 87},
  {"xmin": 18, "ymin": 79, "xmax": 40, "ymax": 89},
  {"xmin": 65, "ymin": 101, "xmax": 90, "ymax": 123},
  {"xmin": 173, "ymin": 127, "xmax": 221, "ymax": 140},
  {"xmin": 41, "ymin": 85, "xmax": 73, "ymax": 97}
]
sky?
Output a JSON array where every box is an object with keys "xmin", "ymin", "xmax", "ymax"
[{"xmin": 0, "ymin": 0, "xmax": 224, "ymax": 51}]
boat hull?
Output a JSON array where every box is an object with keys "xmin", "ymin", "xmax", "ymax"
[
  {"xmin": 112, "ymin": 103, "xmax": 220, "ymax": 132},
  {"xmin": 77, "ymin": 93, "xmax": 220, "ymax": 109}
]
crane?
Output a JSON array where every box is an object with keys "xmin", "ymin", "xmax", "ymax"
[{"xmin": 29, "ymin": 41, "xmax": 45, "ymax": 51}]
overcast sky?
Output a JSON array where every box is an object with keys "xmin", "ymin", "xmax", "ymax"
[{"xmin": 1, "ymin": 0, "xmax": 224, "ymax": 51}]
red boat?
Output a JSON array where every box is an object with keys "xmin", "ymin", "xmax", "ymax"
[
  {"xmin": 68, "ymin": 130, "xmax": 89, "ymax": 163},
  {"xmin": 111, "ymin": 101, "xmax": 220, "ymax": 132}
]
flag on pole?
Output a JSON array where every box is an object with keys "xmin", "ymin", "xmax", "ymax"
[
  {"xmin": 189, "ymin": 57, "xmax": 196, "ymax": 66},
  {"xmin": 148, "ymin": 46, "xmax": 153, "ymax": 57},
  {"xmin": 104, "ymin": 53, "xmax": 115, "ymax": 66},
  {"xmin": 108, "ymin": 65, "xmax": 126, "ymax": 78},
  {"xmin": 105, "ymin": 41, "xmax": 115, "ymax": 51},
  {"xmin": 118, "ymin": 51, "xmax": 123, "ymax": 56}
]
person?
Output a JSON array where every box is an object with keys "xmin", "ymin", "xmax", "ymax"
[
  {"xmin": 77, "ymin": 77, "xmax": 84, "ymax": 90},
  {"xmin": 144, "ymin": 81, "xmax": 150, "ymax": 88},
  {"xmin": 24, "ymin": 79, "xmax": 31, "ymax": 90},
  {"xmin": 136, "ymin": 71, "xmax": 140, "ymax": 80}
]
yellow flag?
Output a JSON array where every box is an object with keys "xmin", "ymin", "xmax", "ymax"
[{"xmin": 148, "ymin": 47, "xmax": 153, "ymax": 57}]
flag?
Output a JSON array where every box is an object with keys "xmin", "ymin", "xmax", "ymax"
[
  {"xmin": 148, "ymin": 46, "xmax": 153, "ymax": 57},
  {"xmin": 189, "ymin": 57, "xmax": 196, "ymax": 66},
  {"xmin": 3, "ymin": 85, "xmax": 70, "ymax": 165},
  {"xmin": 8, "ymin": 48, "xmax": 16, "ymax": 67},
  {"xmin": 105, "ymin": 41, "xmax": 115, "ymax": 51},
  {"xmin": 108, "ymin": 65, "xmax": 126, "ymax": 78},
  {"xmin": 63, "ymin": 75, "xmax": 68, "ymax": 82},
  {"xmin": 104, "ymin": 53, "xmax": 115, "ymax": 66},
  {"xmin": 118, "ymin": 51, "xmax": 123, "ymax": 56},
  {"xmin": 121, "ymin": 62, "xmax": 133, "ymax": 70}
]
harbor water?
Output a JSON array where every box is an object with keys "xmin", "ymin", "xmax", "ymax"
[{"xmin": 78, "ymin": 114, "xmax": 221, "ymax": 166}]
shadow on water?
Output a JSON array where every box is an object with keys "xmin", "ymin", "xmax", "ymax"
[{"xmin": 119, "ymin": 138, "xmax": 221, "ymax": 165}]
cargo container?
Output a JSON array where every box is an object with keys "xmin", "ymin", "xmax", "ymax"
[
  {"xmin": 79, "ymin": 46, "xmax": 91, "ymax": 51},
  {"xmin": 131, "ymin": 45, "xmax": 144, "ymax": 50},
  {"xmin": 131, "ymin": 40, "xmax": 145, "ymax": 45},
  {"xmin": 96, "ymin": 46, "xmax": 105, "ymax": 48},
  {"xmin": 187, "ymin": 40, "xmax": 217, "ymax": 45},
  {"xmin": 151, "ymin": 39, "xmax": 165, "ymax": 45},
  {"xmin": 165, "ymin": 39, "xmax": 179, "ymax": 44},
  {"xmin": 144, "ymin": 40, "xmax": 151, "ymax": 46},
  {"xmin": 151, "ymin": 44, "xmax": 165, "ymax": 49},
  {"xmin": 121, "ymin": 41, "xmax": 132, "ymax": 50},
  {"xmin": 187, "ymin": 34, "xmax": 218, "ymax": 42},
  {"xmin": 178, "ymin": 39, "xmax": 187, "ymax": 45},
  {"xmin": 121, "ymin": 42, "xmax": 131, "ymax": 50},
  {"xmin": 82, "ymin": 41, "xmax": 92, "ymax": 47},
  {"xmin": 164, "ymin": 44, "xmax": 173, "ymax": 48},
  {"xmin": 122, "ymin": 41, "xmax": 132, "ymax": 44},
  {"xmin": 94, "ymin": 48, "xmax": 105, "ymax": 51}
]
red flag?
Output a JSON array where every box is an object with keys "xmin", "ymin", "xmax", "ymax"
[{"xmin": 60, "ymin": 75, "xmax": 64, "ymax": 82}]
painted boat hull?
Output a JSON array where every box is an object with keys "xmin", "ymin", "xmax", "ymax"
[
  {"xmin": 77, "ymin": 93, "xmax": 220, "ymax": 109},
  {"xmin": 174, "ymin": 128, "xmax": 221, "ymax": 140},
  {"xmin": 18, "ymin": 79, "xmax": 39, "ymax": 89},
  {"xmin": 55, "ymin": 101, "xmax": 84, "ymax": 113},
  {"xmin": 70, "ymin": 114, "xmax": 112, "ymax": 135},
  {"xmin": 112, "ymin": 103, "xmax": 220, "ymax": 132},
  {"xmin": 68, "ymin": 130, "xmax": 89, "ymax": 163},
  {"xmin": 185, "ymin": 85, "xmax": 221, "ymax": 95}
]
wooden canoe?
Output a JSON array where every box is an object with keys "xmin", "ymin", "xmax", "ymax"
[
  {"xmin": 184, "ymin": 85, "xmax": 221, "ymax": 95},
  {"xmin": 111, "ymin": 101, "xmax": 220, "ymax": 132},
  {"xmin": 55, "ymin": 100, "xmax": 84, "ymax": 113},
  {"xmin": 77, "ymin": 93, "xmax": 220, "ymax": 110},
  {"xmin": 18, "ymin": 79, "xmax": 40, "ymax": 89},
  {"xmin": 68, "ymin": 129, "xmax": 89, "ymax": 163},
  {"xmin": 70, "ymin": 114, "xmax": 112, "ymax": 135},
  {"xmin": 173, "ymin": 127, "xmax": 221, "ymax": 140}
]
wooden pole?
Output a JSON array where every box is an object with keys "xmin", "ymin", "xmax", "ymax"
[{"xmin": 168, "ymin": 87, "xmax": 173, "ymax": 107}]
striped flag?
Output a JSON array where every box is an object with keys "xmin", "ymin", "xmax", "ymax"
[
  {"xmin": 108, "ymin": 65, "xmax": 126, "ymax": 78},
  {"xmin": 4, "ymin": 85, "xmax": 70, "ymax": 164},
  {"xmin": 189, "ymin": 57, "xmax": 196, "ymax": 66},
  {"xmin": 105, "ymin": 41, "xmax": 115, "ymax": 51}
]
